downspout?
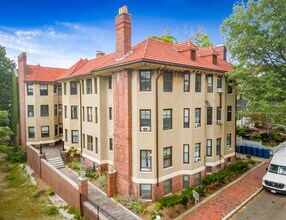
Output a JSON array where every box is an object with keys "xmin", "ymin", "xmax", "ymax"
[
  {"xmin": 79, "ymin": 79, "xmax": 83, "ymax": 157},
  {"xmin": 155, "ymin": 69, "xmax": 164, "ymax": 186}
]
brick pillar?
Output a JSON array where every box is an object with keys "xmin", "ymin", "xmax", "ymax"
[
  {"xmin": 106, "ymin": 170, "xmax": 116, "ymax": 197},
  {"xmin": 78, "ymin": 177, "xmax": 88, "ymax": 201},
  {"xmin": 18, "ymin": 52, "xmax": 27, "ymax": 148},
  {"xmin": 113, "ymin": 70, "xmax": 132, "ymax": 196}
]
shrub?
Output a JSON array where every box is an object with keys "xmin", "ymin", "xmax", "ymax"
[
  {"xmin": 0, "ymin": 146, "xmax": 26, "ymax": 163},
  {"xmin": 269, "ymin": 131, "xmax": 285, "ymax": 142},
  {"xmin": 67, "ymin": 146, "xmax": 80, "ymax": 156},
  {"xmin": 250, "ymin": 132, "xmax": 262, "ymax": 141},
  {"xmin": 236, "ymin": 127, "xmax": 247, "ymax": 136},
  {"xmin": 159, "ymin": 194, "xmax": 182, "ymax": 208},
  {"xmin": 67, "ymin": 205, "xmax": 81, "ymax": 219},
  {"xmin": 67, "ymin": 159, "xmax": 81, "ymax": 172},
  {"xmin": 98, "ymin": 174, "xmax": 107, "ymax": 189},
  {"xmin": 45, "ymin": 205, "xmax": 58, "ymax": 216},
  {"xmin": 150, "ymin": 207, "xmax": 163, "ymax": 220},
  {"xmin": 47, "ymin": 186, "xmax": 55, "ymax": 196}
]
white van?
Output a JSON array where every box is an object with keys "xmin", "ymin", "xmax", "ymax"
[{"xmin": 262, "ymin": 148, "xmax": 286, "ymax": 194}]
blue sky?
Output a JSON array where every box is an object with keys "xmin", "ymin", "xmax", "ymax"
[{"xmin": 0, "ymin": 0, "xmax": 238, "ymax": 68}]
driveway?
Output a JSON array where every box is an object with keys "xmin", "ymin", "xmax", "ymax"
[{"xmin": 233, "ymin": 189, "xmax": 286, "ymax": 220}]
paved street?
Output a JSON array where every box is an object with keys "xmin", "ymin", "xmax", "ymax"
[{"xmin": 232, "ymin": 189, "xmax": 286, "ymax": 220}]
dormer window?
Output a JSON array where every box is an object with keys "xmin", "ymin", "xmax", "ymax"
[
  {"xmin": 213, "ymin": 55, "xmax": 217, "ymax": 64},
  {"xmin": 191, "ymin": 50, "xmax": 196, "ymax": 61}
]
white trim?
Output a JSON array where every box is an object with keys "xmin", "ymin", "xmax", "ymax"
[
  {"xmin": 81, "ymin": 152, "xmax": 113, "ymax": 165},
  {"xmin": 26, "ymin": 137, "xmax": 62, "ymax": 145},
  {"xmin": 205, "ymin": 159, "xmax": 225, "ymax": 166},
  {"xmin": 224, "ymin": 152, "xmax": 235, "ymax": 158},
  {"xmin": 132, "ymin": 166, "xmax": 206, "ymax": 184}
]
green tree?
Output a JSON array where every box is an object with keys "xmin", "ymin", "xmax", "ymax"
[
  {"xmin": 221, "ymin": 0, "xmax": 286, "ymax": 128},
  {"xmin": 11, "ymin": 69, "xmax": 19, "ymax": 144},
  {"xmin": 0, "ymin": 111, "xmax": 12, "ymax": 145},
  {"xmin": 151, "ymin": 28, "xmax": 178, "ymax": 44},
  {"xmin": 0, "ymin": 46, "xmax": 14, "ymax": 112},
  {"xmin": 190, "ymin": 26, "xmax": 213, "ymax": 49}
]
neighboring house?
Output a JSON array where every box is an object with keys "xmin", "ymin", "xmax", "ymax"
[
  {"xmin": 236, "ymin": 99, "xmax": 254, "ymax": 128},
  {"xmin": 18, "ymin": 6, "xmax": 236, "ymax": 201}
]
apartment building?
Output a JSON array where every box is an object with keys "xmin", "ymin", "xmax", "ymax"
[{"xmin": 18, "ymin": 6, "xmax": 235, "ymax": 201}]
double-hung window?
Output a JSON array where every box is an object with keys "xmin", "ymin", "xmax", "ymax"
[
  {"xmin": 64, "ymin": 83, "xmax": 67, "ymax": 95},
  {"xmin": 58, "ymin": 84, "xmax": 62, "ymax": 96},
  {"xmin": 227, "ymin": 134, "xmax": 232, "ymax": 150},
  {"xmin": 217, "ymin": 76, "xmax": 222, "ymax": 90},
  {"xmin": 183, "ymin": 108, "xmax": 189, "ymax": 128},
  {"xmin": 86, "ymin": 79, "xmax": 92, "ymax": 94},
  {"xmin": 109, "ymin": 138, "xmax": 113, "ymax": 151},
  {"xmin": 87, "ymin": 107, "xmax": 93, "ymax": 122},
  {"xmin": 27, "ymin": 84, "xmax": 33, "ymax": 95},
  {"xmin": 71, "ymin": 106, "xmax": 78, "ymax": 119},
  {"xmin": 94, "ymin": 78, "xmax": 98, "ymax": 94},
  {"xmin": 183, "ymin": 175, "xmax": 189, "ymax": 188},
  {"xmin": 184, "ymin": 73, "xmax": 190, "ymax": 92},
  {"xmin": 163, "ymin": 109, "xmax": 172, "ymax": 130},
  {"xmin": 164, "ymin": 179, "xmax": 172, "ymax": 195},
  {"xmin": 41, "ymin": 105, "xmax": 49, "ymax": 117},
  {"xmin": 194, "ymin": 143, "xmax": 201, "ymax": 162},
  {"xmin": 108, "ymin": 76, "xmax": 112, "ymax": 89},
  {"xmin": 206, "ymin": 139, "xmax": 212, "ymax": 156},
  {"xmin": 216, "ymin": 138, "xmax": 221, "ymax": 155},
  {"xmin": 41, "ymin": 126, "xmax": 49, "ymax": 138},
  {"xmin": 71, "ymin": 130, "xmax": 79, "ymax": 143},
  {"xmin": 140, "ymin": 70, "xmax": 151, "ymax": 91},
  {"xmin": 195, "ymin": 74, "xmax": 201, "ymax": 92},
  {"xmin": 140, "ymin": 150, "xmax": 151, "ymax": 172},
  {"xmin": 28, "ymin": 127, "xmax": 35, "ymax": 138},
  {"xmin": 163, "ymin": 72, "xmax": 172, "ymax": 92},
  {"xmin": 59, "ymin": 123, "xmax": 63, "ymax": 134},
  {"xmin": 27, "ymin": 105, "xmax": 34, "ymax": 117},
  {"xmin": 55, "ymin": 124, "xmax": 58, "ymax": 136},
  {"xmin": 87, "ymin": 135, "xmax": 93, "ymax": 151},
  {"xmin": 70, "ymin": 82, "xmax": 77, "ymax": 95},
  {"xmin": 216, "ymin": 107, "xmax": 221, "ymax": 123},
  {"xmin": 163, "ymin": 147, "xmax": 172, "ymax": 168},
  {"xmin": 140, "ymin": 184, "xmax": 152, "ymax": 199},
  {"xmin": 183, "ymin": 144, "xmax": 189, "ymax": 164},
  {"xmin": 207, "ymin": 75, "xmax": 213, "ymax": 93},
  {"xmin": 64, "ymin": 106, "xmax": 67, "ymax": 119},
  {"xmin": 227, "ymin": 106, "xmax": 232, "ymax": 121},
  {"xmin": 40, "ymin": 84, "xmax": 48, "ymax": 96},
  {"xmin": 195, "ymin": 108, "xmax": 201, "ymax": 127},
  {"xmin": 207, "ymin": 107, "xmax": 212, "ymax": 125},
  {"xmin": 140, "ymin": 110, "xmax": 151, "ymax": 132},
  {"xmin": 54, "ymin": 105, "xmax": 57, "ymax": 116}
]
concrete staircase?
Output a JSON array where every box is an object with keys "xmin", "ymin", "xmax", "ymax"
[{"xmin": 47, "ymin": 157, "xmax": 65, "ymax": 169}]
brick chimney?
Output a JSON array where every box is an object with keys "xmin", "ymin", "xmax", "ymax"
[
  {"xmin": 215, "ymin": 44, "xmax": 227, "ymax": 61},
  {"xmin": 115, "ymin": 5, "xmax": 131, "ymax": 58},
  {"xmin": 17, "ymin": 52, "xmax": 27, "ymax": 148}
]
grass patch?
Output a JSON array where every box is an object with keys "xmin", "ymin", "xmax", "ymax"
[{"xmin": 45, "ymin": 205, "xmax": 59, "ymax": 216}]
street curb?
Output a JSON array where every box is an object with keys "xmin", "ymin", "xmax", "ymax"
[
  {"xmin": 175, "ymin": 161, "xmax": 265, "ymax": 220},
  {"xmin": 222, "ymin": 186, "xmax": 263, "ymax": 220}
]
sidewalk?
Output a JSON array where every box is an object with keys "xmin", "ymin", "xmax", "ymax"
[
  {"xmin": 182, "ymin": 162, "xmax": 269, "ymax": 220},
  {"xmin": 59, "ymin": 167, "xmax": 140, "ymax": 220}
]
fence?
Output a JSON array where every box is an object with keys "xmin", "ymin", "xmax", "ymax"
[{"xmin": 236, "ymin": 136, "xmax": 286, "ymax": 155}]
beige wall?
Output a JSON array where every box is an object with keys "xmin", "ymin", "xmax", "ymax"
[
  {"xmin": 26, "ymin": 83, "xmax": 63, "ymax": 145},
  {"xmin": 131, "ymin": 69, "xmax": 236, "ymax": 184}
]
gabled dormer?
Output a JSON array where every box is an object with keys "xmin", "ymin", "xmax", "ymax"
[{"xmin": 174, "ymin": 40, "xmax": 197, "ymax": 61}]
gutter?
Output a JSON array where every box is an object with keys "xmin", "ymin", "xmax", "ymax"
[{"xmin": 155, "ymin": 68, "xmax": 164, "ymax": 186}]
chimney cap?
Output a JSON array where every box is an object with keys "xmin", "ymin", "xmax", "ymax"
[{"xmin": 119, "ymin": 5, "xmax": 128, "ymax": 15}]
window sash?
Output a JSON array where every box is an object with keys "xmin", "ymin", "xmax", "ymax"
[
  {"xmin": 86, "ymin": 79, "xmax": 92, "ymax": 94},
  {"xmin": 164, "ymin": 179, "xmax": 172, "ymax": 195},
  {"xmin": 217, "ymin": 76, "xmax": 222, "ymax": 89},
  {"xmin": 87, "ymin": 135, "xmax": 93, "ymax": 151},
  {"xmin": 41, "ymin": 105, "xmax": 49, "ymax": 117},
  {"xmin": 183, "ymin": 108, "xmax": 189, "ymax": 128},
  {"xmin": 28, "ymin": 127, "xmax": 35, "ymax": 138},
  {"xmin": 227, "ymin": 134, "xmax": 231, "ymax": 145},
  {"xmin": 140, "ymin": 71, "xmax": 151, "ymax": 91},
  {"xmin": 109, "ymin": 107, "xmax": 113, "ymax": 120},
  {"xmin": 163, "ymin": 72, "xmax": 172, "ymax": 92},
  {"xmin": 87, "ymin": 107, "xmax": 93, "ymax": 122},
  {"xmin": 140, "ymin": 110, "xmax": 151, "ymax": 131},
  {"xmin": 109, "ymin": 138, "xmax": 113, "ymax": 151},
  {"xmin": 140, "ymin": 150, "xmax": 151, "ymax": 171},
  {"xmin": 216, "ymin": 107, "xmax": 221, "ymax": 121},
  {"xmin": 216, "ymin": 138, "xmax": 221, "ymax": 155},
  {"xmin": 27, "ymin": 84, "xmax": 33, "ymax": 95},
  {"xmin": 195, "ymin": 74, "xmax": 201, "ymax": 92},
  {"xmin": 184, "ymin": 73, "xmax": 190, "ymax": 92},
  {"xmin": 95, "ymin": 137, "xmax": 98, "ymax": 153},
  {"xmin": 207, "ymin": 107, "xmax": 212, "ymax": 125},
  {"xmin": 195, "ymin": 108, "xmax": 201, "ymax": 123},
  {"xmin": 72, "ymin": 130, "xmax": 79, "ymax": 143},
  {"xmin": 70, "ymin": 82, "xmax": 77, "ymax": 95},
  {"xmin": 108, "ymin": 76, "xmax": 112, "ymax": 89},
  {"xmin": 71, "ymin": 106, "xmax": 78, "ymax": 119},
  {"xmin": 183, "ymin": 175, "xmax": 189, "ymax": 188},
  {"xmin": 140, "ymin": 184, "xmax": 152, "ymax": 199},
  {"xmin": 28, "ymin": 105, "xmax": 34, "ymax": 117},
  {"xmin": 41, "ymin": 126, "xmax": 49, "ymax": 138},
  {"xmin": 163, "ymin": 109, "xmax": 172, "ymax": 130},
  {"xmin": 207, "ymin": 75, "xmax": 213, "ymax": 93},
  {"xmin": 40, "ymin": 84, "xmax": 48, "ymax": 96},
  {"xmin": 194, "ymin": 143, "xmax": 200, "ymax": 158},
  {"xmin": 206, "ymin": 139, "xmax": 212, "ymax": 156},
  {"xmin": 55, "ymin": 125, "xmax": 58, "ymax": 136},
  {"xmin": 183, "ymin": 144, "xmax": 189, "ymax": 164},
  {"xmin": 163, "ymin": 147, "xmax": 172, "ymax": 168},
  {"xmin": 59, "ymin": 123, "xmax": 63, "ymax": 134},
  {"xmin": 94, "ymin": 78, "xmax": 98, "ymax": 94},
  {"xmin": 58, "ymin": 84, "xmax": 62, "ymax": 96},
  {"xmin": 227, "ymin": 106, "xmax": 232, "ymax": 121}
]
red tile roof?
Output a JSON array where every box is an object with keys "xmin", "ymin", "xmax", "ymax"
[
  {"xmin": 25, "ymin": 38, "xmax": 232, "ymax": 82},
  {"xmin": 24, "ymin": 65, "xmax": 67, "ymax": 82}
]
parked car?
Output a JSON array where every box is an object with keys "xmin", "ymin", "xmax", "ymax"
[{"xmin": 262, "ymin": 148, "xmax": 286, "ymax": 194}]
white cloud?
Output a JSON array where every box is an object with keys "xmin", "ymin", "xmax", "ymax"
[{"xmin": 0, "ymin": 22, "xmax": 114, "ymax": 68}]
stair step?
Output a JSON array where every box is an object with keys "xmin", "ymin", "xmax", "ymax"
[
  {"xmin": 48, "ymin": 157, "xmax": 62, "ymax": 161},
  {"xmin": 47, "ymin": 157, "xmax": 65, "ymax": 169}
]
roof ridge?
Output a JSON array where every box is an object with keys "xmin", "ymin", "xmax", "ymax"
[
  {"xmin": 142, "ymin": 38, "xmax": 150, "ymax": 58},
  {"xmin": 92, "ymin": 54, "xmax": 116, "ymax": 71}
]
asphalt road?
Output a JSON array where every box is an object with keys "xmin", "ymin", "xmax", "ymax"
[{"xmin": 233, "ymin": 189, "xmax": 286, "ymax": 220}]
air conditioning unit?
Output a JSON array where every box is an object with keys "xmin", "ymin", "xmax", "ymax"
[
  {"xmin": 141, "ymin": 126, "xmax": 151, "ymax": 132},
  {"xmin": 195, "ymin": 157, "xmax": 200, "ymax": 163},
  {"xmin": 227, "ymin": 145, "xmax": 231, "ymax": 150},
  {"xmin": 217, "ymin": 120, "xmax": 222, "ymax": 125},
  {"xmin": 195, "ymin": 123, "xmax": 201, "ymax": 128},
  {"xmin": 217, "ymin": 88, "xmax": 223, "ymax": 93},
  {"xmin": 54, "ymin": 93, "xmax": 57, "ymax": 96}
]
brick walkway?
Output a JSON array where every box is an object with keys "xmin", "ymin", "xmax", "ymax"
[{"xmin": 183, "ymin": 162, "xmax": 269, "ymax": 220}]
